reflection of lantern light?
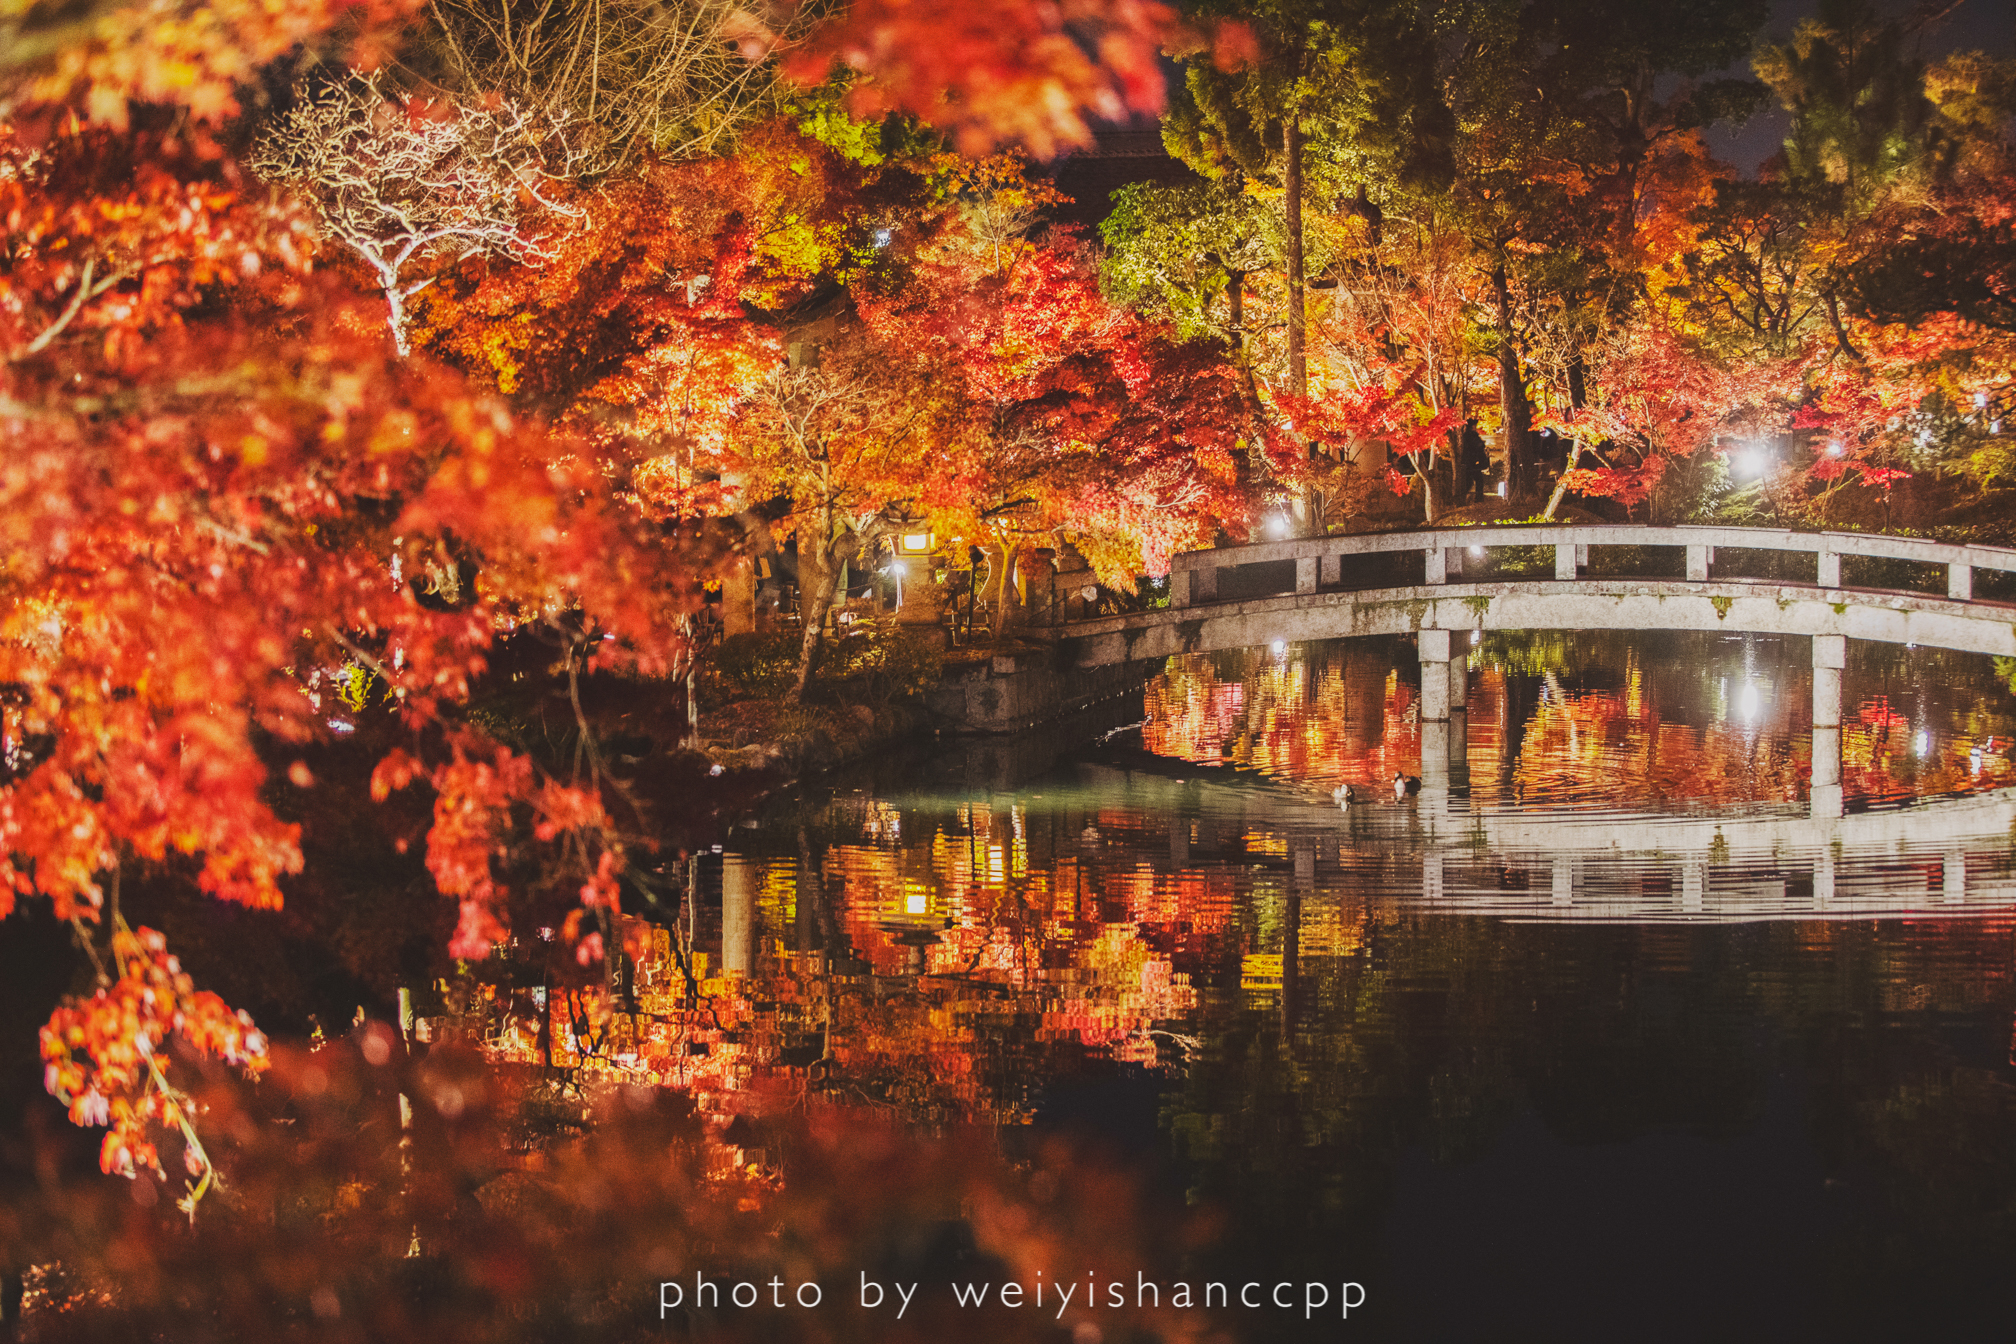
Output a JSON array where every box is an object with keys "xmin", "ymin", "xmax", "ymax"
[
  {"xmin": 1739, "ymin": 682, "xmax": 1761, "ymax": 722},
  {"xmin": 1917, "ymin": 730, "xmax": 1931, "ymax": 758},
  {"xmin": 1270, "ymin": 640, "xmax": 1286, "ymax": 656},
  {"xmin": 1470, "ymin": 629, "xmax": 1481, "ymax": 645},
  {"xmin": 905, "ymin": 891, "xmax": 927, "ymax": 914},
  {"xmin": 897, "ymin": 531, "xmax": 933, "ymax": 554}
]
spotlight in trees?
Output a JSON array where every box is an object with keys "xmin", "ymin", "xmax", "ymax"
[{"xmin": 1266, "ymin": 513, "xmax": 1291, "ymax": 539}]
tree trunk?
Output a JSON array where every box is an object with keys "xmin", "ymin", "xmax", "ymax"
[
  {"xmin": 1539, "ymin": 442, "xmax": 1580, "ymax": 521},
  {"xmin": 1491, "ymin": 260, "xmax": 1535, "ymax": 500},
  {"xmin": 384, "ymin": 280, "xmax": 411, "ymax": 358},
  {"xmin": 1284, "ymin": 118, "xmax": 1306, "ymax": 396},
  {"xmin": 987, "ymin": 540, "xmax": 1023, "ymax": 641},
  {"xmin": 1284, "ymin": 117, "xmax": 1323, "ymax": 535},
  {"xmin": 792, "ymin": 518, "xmax": 836, "ymax": 701}
]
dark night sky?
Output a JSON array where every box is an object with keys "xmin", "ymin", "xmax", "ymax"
[
  {"xmin": 1709, "ymin": 0, "xmax": 2015, "ymax": 173},
  {"xmin": 1053, "ymin": 1, "xmax": 2014, "ymax": 223}
]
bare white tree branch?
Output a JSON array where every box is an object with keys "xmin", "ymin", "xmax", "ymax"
[{"xmin": 249, "ymin": 71, "xmax": 588, "ymax": 356}]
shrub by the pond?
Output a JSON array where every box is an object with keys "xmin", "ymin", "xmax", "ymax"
[{"xmin": 709, "ymin": 626, "xmax": 943, "ymax": 704}]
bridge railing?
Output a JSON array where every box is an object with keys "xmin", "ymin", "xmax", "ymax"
[{"xmin": 1169, "ymin": 524, "xmax": 2016, "ymax": 607}]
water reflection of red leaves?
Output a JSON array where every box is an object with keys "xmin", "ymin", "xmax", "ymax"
[
  {"xmin": 1508, "ymin": 686, "xmax": 1807, "ymax": 809},
  {"xmin": 1143, "ymin": 651, "xmax": 1421, "ymax": 789},
  {"xmin": 1841, "ymin": 697, "xmax": 2016, "ymax": 800}
]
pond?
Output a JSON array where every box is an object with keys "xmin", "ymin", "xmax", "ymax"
[
  {"xmin": 19, "ymin": 632, "xmax": 2008, "ymax": 1339},
  {"xmin": 540, "ymin": 630, "xmax": 2016, "ymax": 1341}
]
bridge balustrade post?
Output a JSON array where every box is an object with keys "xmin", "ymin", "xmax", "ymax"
[
  {"xmin": 1551, "ymin": 855, "xmax": 1574, "ymax": 907},
  {"xmin": 1446, "ymin": 546, "xmax": 1463, "ymax": 577},
  {"xmin": 1192, "ymin": 563, "xmax": 1218, "ymax": 604},
  {"xmin": 1681, "ymin": 862, "xmax": 1705, "ymax": 913},
  {"xmin": 1948, "ymin": 563, "xmax": 1973, "ymax": 601},
  {"xmin": 1320, "ymin": 553, "xmax": 1341, "ymax": 587},
  {"xmin": 1813, "ymin": 852, "xmax": 1835, "ymax": 907},
  {"xmin": 1576, "ymin": 543, "xmax": 1590, "ymax": 567},
  {"xmin": 1422, "ymin": 849, "xmax": 1444, "ymax": 902},
  {"xmin": 1171, "ymin": 567, "xmax": 1192, "ymax": 608},
  {"xmin": 1817, "ymin": 549, "xmax": 1840, "ymax": 587},
  {"xmin": 1296, "ymin": 555, "xmax": 1317, "ymax": 594},
  {"xmin": 1686, "ymin": 544, "xmax": 1711, "ymax": 582},
  {"xmin": 1554, "ymin": 544, "xmax": 1576, "ymax": 581},
  {"xmin": 1424, "ymin": 546, "xmax": 1446, "ymax": 584},
  {"xmin": 1812, "ymin": 633, "xmax": 1845, "ymax": 820}
]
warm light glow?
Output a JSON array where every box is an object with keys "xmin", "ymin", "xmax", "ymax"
[
  {"xmin": 898, "ymin": 531, "xmax": 933, "ymax": 554},
  {"xmin": 1266, "ymin": 513, "xmax": 1291, "ymax": 539}
]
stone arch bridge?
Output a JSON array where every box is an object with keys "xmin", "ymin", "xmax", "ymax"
[{"xmin": 1059, "ymin": 524, "xmax": 2016, "ymax": 820}]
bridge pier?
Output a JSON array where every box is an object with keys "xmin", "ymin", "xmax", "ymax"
[
  {"xmin": 722, "ymin": 854, "xmax": 758, "ymax": 976},
  {"xmin": 1812, "ymin": 634, "xmax": 1845, "ymax": 820},
  {"xmin": 1681, "ymin": 861, "xmax": 1706, "ymax": 913},
  {"xmin": 1420, "ymin": 719, "xmax": 1450, "ymax": 798},
  {"xmin": 1943, "ymin": 850, "xmax": 1967, "ymax": 903},
  {"xmin": 1418, "ymin": 629, "xmax": 1450, "ymax": 722}
]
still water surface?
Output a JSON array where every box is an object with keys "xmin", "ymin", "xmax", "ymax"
[{"xmin": 572, "ymin": 633, "xmax": 2016, "ymax": 1339}]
